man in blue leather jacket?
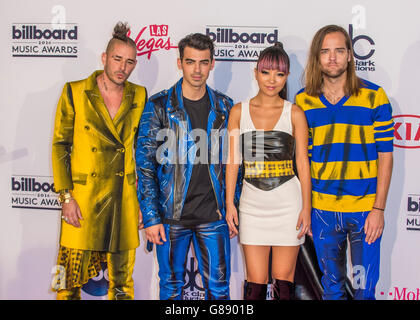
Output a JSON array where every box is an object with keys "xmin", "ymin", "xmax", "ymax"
[{"xmin": 136, "ymin": 33, "xmax": 240, "ymax": 299}]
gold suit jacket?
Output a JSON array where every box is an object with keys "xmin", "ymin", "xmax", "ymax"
[{"xmin": 52, "ymin": 70, "xmax": 146, "ymax": 252}]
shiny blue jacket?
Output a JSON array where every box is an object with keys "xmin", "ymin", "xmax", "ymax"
[{"xmin": 136, "ymin": 78, "xmax": 241, "ymax": 229}]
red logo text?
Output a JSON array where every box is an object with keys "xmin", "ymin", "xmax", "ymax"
[
  {"xmin": 381, "ymin": 287, "xmax": 420, "ymax": 300},
  {"xmin": 128, "ymin": 25, "xmax": 177, "ymax": 59},
  {"xmin": 393, "ymin": 114, "xmax": 420, "ymax": 149}
]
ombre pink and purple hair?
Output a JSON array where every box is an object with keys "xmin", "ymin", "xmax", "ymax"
[{"xmin": 256, "ymin": 42, "xmax": 290, "ymax": 99}]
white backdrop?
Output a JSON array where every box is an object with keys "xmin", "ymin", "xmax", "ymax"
[{"xmin": 1, "ymin": 0, "xmax": 420, "ymax": 300}]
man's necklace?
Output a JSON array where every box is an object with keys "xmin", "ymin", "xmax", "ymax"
[
  {"xmin": 103, "ymin": 76, "xmax": 108, "ymax": 91},
  {"xmin": 324, "ymin": 91, "xmax": 344, "ymax": 104}
]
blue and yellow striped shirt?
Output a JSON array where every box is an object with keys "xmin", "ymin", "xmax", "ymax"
[{"xmin": 295, "ymin": 79, "xmax": 394, "ymax": 212}]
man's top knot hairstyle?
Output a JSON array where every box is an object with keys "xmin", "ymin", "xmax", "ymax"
[
  {"xmin": 178, "ymin": 33, "xmax": 214, "ymax": 61},
  {"xmin": 105, "ymin": 21, "xmax": 137, "ymax": 54},
  {"xmin": 112, "ymin": 22, "xmax": 131, "ymax": 41},
  {"xmin": 274, "ymin": 42, "xmax": 284, "ymax": 50}
]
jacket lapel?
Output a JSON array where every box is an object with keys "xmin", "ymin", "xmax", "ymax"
[
  {"xmin": 207, "ymin": 87, "xmax": 227, "ymax": 131},
  {"xmin": 84, "ymin": 71, "xmax": 125, "ymax": 144},
  {"xmin": 113, "ymin": 83, "xmax": 135, "ymax": 129},
  {"xmin": 166, "ymin": 79, "xmax": 191, "ymax": 134}
]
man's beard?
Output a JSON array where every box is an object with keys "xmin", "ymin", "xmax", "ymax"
[
  {"xmin": 104, "ymin": 67, "xmax": 127, "ymax": 86},
  {"xmin": 321, "ymin": 65, "xmax": 348, "ymax": 79}
]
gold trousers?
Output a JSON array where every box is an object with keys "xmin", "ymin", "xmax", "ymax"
[{"xmin": 54, "ymin": 246, "xmax": 136, "ymax": 300}]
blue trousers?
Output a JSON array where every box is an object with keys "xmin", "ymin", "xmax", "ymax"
[
  {"xmin": 156, "ymin": 220, "xmax": 231, "ymax": 300},
  {"xmin": 311, "ymin": 209, "xmax": 381, "ymax": 300}
]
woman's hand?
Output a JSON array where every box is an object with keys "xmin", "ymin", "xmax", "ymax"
[{"xmin": 296, "ymin": 209, "xmax": 312, "ymax": 239}]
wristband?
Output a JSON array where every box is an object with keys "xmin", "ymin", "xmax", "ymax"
[{"xmin": 372, "ymin": 206, "xmax": 385, "ymax": 212}]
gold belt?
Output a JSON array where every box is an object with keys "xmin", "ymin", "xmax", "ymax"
[{"xmin": 244, "ymin": 160, "xmax": 294, "ymax": 178}]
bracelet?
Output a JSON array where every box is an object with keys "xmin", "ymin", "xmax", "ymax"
[
  {"xmin": 58, "ymin": 190, "xmax": 73, "ymax": 204},
  {"xmin": 372, "ymin": 206, "xmax": 385, "ymax": 212}
]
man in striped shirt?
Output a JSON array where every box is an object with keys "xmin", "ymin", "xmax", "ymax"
[{"xmin": 295, "ymin": 25, "xmax": 394, "ymax": 300}]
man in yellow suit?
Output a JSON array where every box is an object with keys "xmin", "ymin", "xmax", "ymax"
[{"xmin": 51, "ymin": 22, "xmax": 147, "ymax": 300}]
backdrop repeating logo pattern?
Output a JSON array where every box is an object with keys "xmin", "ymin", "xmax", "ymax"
[
  {"xmin": 349, "ymin": 24, "xmax": 376, "ymax": 72},
  {"xmin": 380, "ymin": 287, "xmax": 420, "ymax": 300},
  {"xmin": 406, "ymin": 194, "xmax": 420, "ymax": 231},
  {"xmin": 182, "ymin": 257, "xmax": 205, "ymax": 300},
  {"xmin": 11, "ymin": 23, "xmax": 79, "ymax": 58},
  {"xmin": 82, "ymin": 262, "xmax": 109, "ymax": 297},
  {"xmin": 393, "ymin": 115, "xmax": 420, "ymax": 149},
  {"xmin": 3, "ymin": 1, "xmax": 420, "ymax": 301},
  {"xmin": 206, "ymin": 26, "xmax": 279, "ymax": 62},
  {"xmin": 10, "ymin": 175, "xmax": 60, "ymax": 210},
  {"xmin": 127, "ymin": 24, "xmax": 177, "ymax": 60}
]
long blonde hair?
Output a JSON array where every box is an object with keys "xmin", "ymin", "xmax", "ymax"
[{"xmin": 304, "ymin": 25, "xmax": 362, "ymax": 97}]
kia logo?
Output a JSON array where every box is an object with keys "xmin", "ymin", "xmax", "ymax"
[{"xmin": 393, "ymin": 115, "xmax": 420, "ymax": 149}]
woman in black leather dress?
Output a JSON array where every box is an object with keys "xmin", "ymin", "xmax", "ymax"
[{"xmin": 225, "ymin": 43, "xmax": 312, "ymax": 300}]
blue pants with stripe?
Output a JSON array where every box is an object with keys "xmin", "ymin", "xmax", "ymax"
[
  {"xmin": 311, "ymin": 209, "xmax": 381, "ymax": 300},
  {"xmin": 156, "ymin": 220, "xmax": 231, "ymax": 300}
]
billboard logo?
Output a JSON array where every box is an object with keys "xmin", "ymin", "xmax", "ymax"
[
  {"xmin": 127, "ymin": 25, "xmax": 177, "ymax": 60},
  {"xmin": 406, "ymin": 195, "xmax": 420, "ymax": 231},
  {"xmin": 12, "ymin": 176, "xmax": 54, "ymax": 192},
  {"xmin": 408, "ymin": 197, "xmax": 420, "ymax": 212},
  {"xmin": 393, "ymin": 115, "xmax": 420, "ymax": 149},
  {"xmin": 11, "ymin": 23, "xmax": 78, "ymax": 58},
  {"xmin": 10, "ymin": 175, "xmax": 60, "ymax": 211},
  {"xmin": 206, "ymin": 26, "xmax": 279, "ymax": 62},
  {"xmin": 12, "ymin": 25, "xmax": 77, "ymax": 40}
]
